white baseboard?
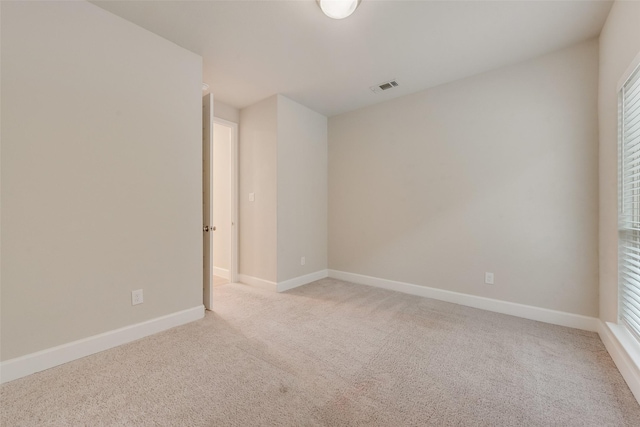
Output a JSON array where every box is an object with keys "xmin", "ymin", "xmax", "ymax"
[
  {"xmin": 598, "ymin": 321, "xmax": 640, "ymax": 404},
  {"xmin": 238, "ymin": 271, "xmax": 329, "ymax": 293},
  {"xmin": 0, "ymin": 305, "xmax": 205, "ymax": 384},
  {"xmin": 238, "ymin": 274, "xmax": 277, "ymax": 292},
  {"xmin": 277, "ymin": 269, "xmax": 328, "ymax": 292},
  {"xmin": 212, "ymin": 267, "xmax": 230, "ymax": 280},
  {"xmin": 328, "ymin": 270, "xmax": 598, "ymax": 332}
]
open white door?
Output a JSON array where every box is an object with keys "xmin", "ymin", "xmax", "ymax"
[{"xmin": 203, "ymin": 93, "xmax": 214, "ymax": 310}]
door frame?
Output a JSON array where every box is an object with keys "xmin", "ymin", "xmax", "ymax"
[{"xmin": 212, "ymin": 117, "xmax": 239, "ymax": 284}]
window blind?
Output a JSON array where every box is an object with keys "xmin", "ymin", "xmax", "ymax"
[{"xmin": 619, "ymin": 63, "xmax": 640, "ymax": 341}]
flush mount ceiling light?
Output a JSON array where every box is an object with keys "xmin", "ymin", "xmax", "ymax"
[{"xmin": 317, "ymin": 0, "xmax": 361, "ymax": 20}]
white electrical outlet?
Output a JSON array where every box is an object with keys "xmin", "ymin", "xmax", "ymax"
[
  {"xmin": 132, "ymin": 289, "xmax": 144, "ymax": 305},
  {"xmin": 485, "ymin": 272, "xmax": 494, "ymax": 285},
  {"xmin": 249, "ymin": 192, "xmax": 255, "ymax": 202},
  {"xmin": 301, "ymin": 256, "xmax": 306, "ymax": 266}
]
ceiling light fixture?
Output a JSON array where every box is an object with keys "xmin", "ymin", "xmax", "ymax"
[{"xmin": 317, "ymin": 0, "xmax": 361, "ymax": 20}]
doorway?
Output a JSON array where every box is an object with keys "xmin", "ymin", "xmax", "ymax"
[
  {"xmin": 203, "ymin": 93, "xmax": 238, "ymax": 310},
  {"xmin": 211, "ymin": 117, "xmax": 238, "ymax": 287}
]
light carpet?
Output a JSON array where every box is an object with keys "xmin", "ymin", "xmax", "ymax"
[{"xmin": 2, "ymin": 278, "xmax": 640, "ymax": 426}]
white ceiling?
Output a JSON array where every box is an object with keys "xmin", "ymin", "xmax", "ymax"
[{"xmin": 91, "ymin": 0, "xmax": 613, "ymax": 117}]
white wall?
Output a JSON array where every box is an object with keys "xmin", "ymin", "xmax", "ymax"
[
  {"xmin": 599, "ymin": 1, "xmax": 640, "ymax": 323},
  {"xmin": 239, "ymin": 96, "xmax": 278, "ymax": 282},
  {"xmin": 0, "ymin": 1, "xmax": 203, "ymax": 360},
  {"xmin": 213, "ymin": 122, "xmax": 232, "ymax": 273},
  {"xmin": 277, "ymin": 95, "xmax": 328, "ymax": 281},
  {"xmin": 329, "ymin": 39, "xmax": 599, "ymax": 317}
]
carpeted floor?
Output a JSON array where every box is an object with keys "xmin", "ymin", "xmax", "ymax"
[
  {"xmin": 2, "ymin": 278, "xmax": 640, "ymax": 426},
  {"xmin": 213, "ymin": 275, "xmax": 230, "ymax": 287}
]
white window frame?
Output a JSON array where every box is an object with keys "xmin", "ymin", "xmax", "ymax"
[{"xmin": 618, "ymin": 49, "xmax": 640, "ymax": 344}]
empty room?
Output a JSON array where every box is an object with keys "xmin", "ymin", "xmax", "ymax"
[{"xmin": 2, "ymin": 0, "xmax": 640, "ymax": 425}]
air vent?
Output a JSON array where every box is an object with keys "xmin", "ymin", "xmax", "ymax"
[{"xmin": 370, "ymin": 80, "xmax": 399, "ymax": 93}]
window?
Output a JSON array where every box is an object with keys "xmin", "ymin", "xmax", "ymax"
[{"xmin": 619, "ymin": 63, "xmax": 640, "ymax": 341}]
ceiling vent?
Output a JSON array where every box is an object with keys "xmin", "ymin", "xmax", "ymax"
[{"xmin": 370, "ymin": 80, "xmax": 399, "ymax": 93}]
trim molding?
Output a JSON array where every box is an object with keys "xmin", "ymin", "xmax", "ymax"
[
  {"xmin": 238, "ymin": 274, "xmax": 277, "ymax": 292},
  {"xmin": 277, "ymin": 269, "xmax": 328, "ymax": 292},
  {"xmin": 328, "ymin": 270, "xmax": 598, "ymax": 332},
  {"xmin": 213, "ymin": 267, "xmax": 230, "ymax": 280},
  {"xmin": 0, "ymin": 305, "xmax": 205, "ymax": 384},
  {"xmin": 598, "ymin": 321, "xmax": 640, "ymax": 404}
]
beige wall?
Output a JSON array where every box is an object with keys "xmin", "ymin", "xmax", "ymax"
[
  {"xmin": 599, "ymin": 1, "xmax": 640, "ymax": 323},
  {"xmin": 277, "ymin": 95, "xmax": 328, "ymax": 281},
  {"xmin": 239, "ymin": 96, "xmax": 278, "ymax": 282},
  {"xmin": 213, "ymin": 123, "xmax": 232, "ymax": 272},
  {"xmin": 214, "ymin": 100, "xmax": 240, "ymax": 124},
  {"xmin": 238, "ymin": 95, "xmax": 328, "ymax": 284},
  {"xmin": 329, "ymin": 40, "xmax": 599, "ymax": 317},
  {"xmin": 0, "ymin": 1, "xmax": 203, "ymax": 360}
]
